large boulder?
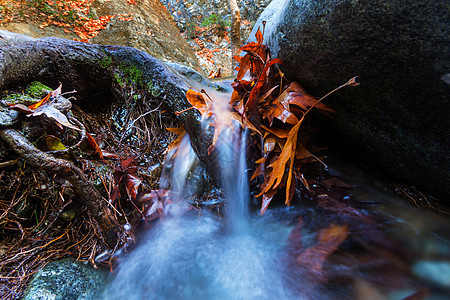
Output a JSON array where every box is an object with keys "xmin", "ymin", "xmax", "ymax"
[
  {"xmin": 0, "ymin": 0, "xmax": 201, "ymax": 72},
  {"xmin": 252, "ymin": 0, "xmax": 450, "ymax": 199}
]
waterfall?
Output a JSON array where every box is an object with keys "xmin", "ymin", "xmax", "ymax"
[{"xmin": 101, "ymin": 90, "xmax": 306, "ymax": 300}]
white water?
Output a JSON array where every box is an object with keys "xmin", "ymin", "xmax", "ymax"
[
  {"xmin": 102, "ymin": 118, "xmax": 313, "ymax": 299},
  {"xmin": 101, "ymin": 88, "xmax": 450, "ymax": 299}
]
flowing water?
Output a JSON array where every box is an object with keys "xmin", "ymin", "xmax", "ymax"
[{"xmin": 102, "ymin": 90, "xmax": 450, "ymax": 299}]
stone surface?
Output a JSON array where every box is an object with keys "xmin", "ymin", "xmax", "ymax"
[
  {"xmin": 90, "ymin": 0, "xmax": 201, "ymax": 72},
  {"xmin": 252, "ymin": 0, "xmax": 450, "ymax": 199},
  {"xmin": 23, "ymin": 258, "xmax": 108, "ymax": 300},
  {"xmin": 0, "ymin": 0, "xmax": 201, "ymax": 72}
]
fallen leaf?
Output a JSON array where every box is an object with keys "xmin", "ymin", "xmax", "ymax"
[
  {"xmin": 31, "ymin": 105, "xmax": 81, "ymax": 131},
  {"xmin": 296, "ymin": 224, "xmax": 348, "ymax": 280},
  {"xmin": 45, "ymin": 135, "xmax": 67, "ymax": 151},
  {"xmin": 86, "ymin": 132, "xmax": 103, "ymax": 159},
  {"xmin": 28, "ymin": 92, "xmax": 51, "ymax": 110}
]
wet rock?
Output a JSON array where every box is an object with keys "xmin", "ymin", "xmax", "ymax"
[
  {"xmin": 90, "ymin": 0, "xmax": 201, "ymax": 72},
  {"xmin": 23, "ymin": 258, "xmax": 108, "ymax": 300},
  {"xmin": 0, "ymin": 103, "xmax": 19, "ymax": 126},
  {"xmin": 252, "ymin": 0, "xmax": 450, "ymax": 199}
]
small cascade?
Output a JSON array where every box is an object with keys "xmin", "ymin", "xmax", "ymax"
[
  {"xmin": 216, "ymin": 126, "xmax": 249, "ymax": 232},
  {"xmin": 101, "ymin": 89, "xmax": 305, "ymax": 300}
]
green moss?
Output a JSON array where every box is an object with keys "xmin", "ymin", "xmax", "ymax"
[
  {"xmin": 2, "ymin": 93, "xmax": 39, "ymax": 106},
  {"xmin": 25, "ymin": 81, "xmax": 51, "ymax": 99},
  {"xmin": 99, "ymin": 56, "xmax": 113, "ymax": 69}
]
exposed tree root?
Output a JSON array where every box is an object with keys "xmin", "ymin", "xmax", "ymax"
[{"xmin": 0, "ymin": 128, "xmax": 124, "ymax": 248}]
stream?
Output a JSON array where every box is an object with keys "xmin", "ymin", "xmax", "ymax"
[{"xmin": 101, "ymin": 87, "xmax": 450, "ymax": 300}]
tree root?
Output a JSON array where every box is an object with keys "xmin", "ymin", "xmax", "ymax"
[{"xmin": 0, "ymin": 128, "xmax": 123, "ymax": 248}]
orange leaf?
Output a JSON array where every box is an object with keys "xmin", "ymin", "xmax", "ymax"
[
  {"xmin": 260, "ymin": 188, "xmax": 277, "ymax": 215},
  {"xmin": 185, "ymin": 89, "xmax": 212, "ymax": 116},
  {"xmin": 166, "ymin": 127, "xmax": 186, "ymax": 152},
  {"xmin": 258, "ymin": 120, "xmax": 301, "ymax": 196},
  {"xmin": 260, "ymin": 125, "xmax": 289, "ymax": 139},
  {"xmin": 28, "ymin": 92, "xmax": 51, "ymax": 110},
  {"xmin": 86, "ymin": 132, "xmax": 104, "ymax": 159}
]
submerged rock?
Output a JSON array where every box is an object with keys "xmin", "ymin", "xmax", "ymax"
[
  {"xmin": 413, "ymin": 260, "xmax": 450, "ymax": 289},
  {"xmin": 23, "ymin": 258, "xmax": 107, "ymax": 300},
  {"xmin": 252, "ymin": 0, "xmax": 450, "ymax": 200}
]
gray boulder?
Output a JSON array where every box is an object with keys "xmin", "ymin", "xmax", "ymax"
[
  {"xmin": 252, "ymin": 0, "xmax": 450, "ymax": 199},
  {"xmin": 23, "ymin": 258, "xmax": 108, "ymax": 300}
]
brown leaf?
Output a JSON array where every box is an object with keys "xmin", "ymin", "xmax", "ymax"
[
  {"xmin": 261, "ymin": 125, "xmax": 289, "ymax": 139},
  {"xmin": 31, "ymin": 105, "xmax": 81, "ymax": 131},
  {"xmin": 255, "ymin": 26, "xmax": 264, "ymax": 45},
  {"xmin": 264, "ymin": 135, "xmax": 277, "ymax": 155},
  {"xmin": 284, "ymin": 82, "xmax": 335, "ymax": 114},
  {"xmin": 296, "ymin": 224, "xmax": 348, "ymax": 280},
  {"xmin": 264, "ymin": 101, "xmax": 298, "ymax": 125},
  {"xmin": 86, "ymin": 132, "xmax": 104, "ymax": 159},
  {"xmin": 295, "ymin": 144, "xmax": 314, "ymax": 160},
  {"xmin": 260, "ymin": 187, "xmax": 278, "ymax": 215},
  {"xmin": 258, "ymin": 120, "xmax": 302, "ymax": 196},
  {"xmin": 185, "ymin": 89, "xmax": 212, "ymax": 116}
]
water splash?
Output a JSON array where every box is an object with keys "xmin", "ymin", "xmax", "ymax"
[{"xmin": 101, "ymin": 88, "xmax": 309, "ymax": 299}]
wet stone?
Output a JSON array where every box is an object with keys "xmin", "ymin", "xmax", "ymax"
[{"xmin": 23, "ymin": 258, "xmax": 108, "ymax": 300}]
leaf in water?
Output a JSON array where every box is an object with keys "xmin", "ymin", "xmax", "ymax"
[
  {"xmin": 260, "ymin": 187, "xmax": 278, "ymax": 215},
  {"xmin": 185, "ymin": 89, "xmax": 212, "ymax": 117},
  {"xmin": 86, "ymin": 132, "xmax": 103, "ymax": 159},
  {"xmin": 315, "ymin": 194, "xmax": 363, "ymax": 218},
  {"xmin": 166, "ymin": 127, "xmax": 186, "ymax": 152},
  {"xmin": 287, "ymin": 217, "xmax": 304, "ymax": 254},
  {"xmin": 45, "ymin": 135, "xmax": 67, "ymax": 151},
  {"xmin": 296, "ymin": 224, "xmax": 348, "ymax": 281}
]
